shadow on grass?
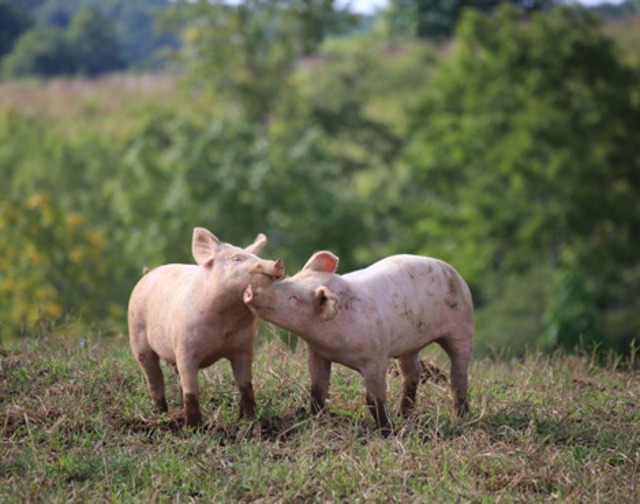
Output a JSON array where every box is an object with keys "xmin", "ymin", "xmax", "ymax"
[
  {"xmin": 107, "ymin": 407, "xmax": 382, "ymax": 445},
  {"xmin": 404, "ymin": 400, "xmax": 634, "ymax": 455}
]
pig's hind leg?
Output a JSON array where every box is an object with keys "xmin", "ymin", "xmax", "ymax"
[
  {"xmin": 168, "ymin": 363, "xmax": 183, "ymax": 406},
  {"xmin": 396, "ymin": 352, "xmax": 422, "ymax": 417},
  {"xmin": 438, "ymin": 337, "xmax": 471, "ymax": 418}
]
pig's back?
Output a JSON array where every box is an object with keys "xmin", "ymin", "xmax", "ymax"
[
  {"xmin": 344, "ymin": 255, "xmax": 472, "ymax": 354},
  {"xmin": 380, "ymin": 254, "xmax": 470, "ymax": 304},
  {"xmin": 130, "ymin": 264, "xmax": 197, "ymax": 305},
  {"xmin": 128, "ymin": 265, "xmax": 198, "ymax": 334},
  {"xmin": 345, "ymin": 254, "xmax": 461, "ymax": 297}
]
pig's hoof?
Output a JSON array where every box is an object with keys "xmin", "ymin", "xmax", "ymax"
[
  {"xmin": 378, "ymin": 426, "xmax": 393, "ymax": 438},
  {"xmin": 183, "ymin": 393, "xmax": 202, "ymax": 428},
  {"xmin": 454, "ymin": 399, "xmax": 470, "ymax": 418},
  {"xmin": 155, "ymin": 398, "xmax": 168, "ymax": 413},
  {"xmin": 184, "ymin": 414, "xmax": 203, "ymax": 429},
  {"xmin": 238, "ymin": 406, "xmax": 256, "ymax": 422}
]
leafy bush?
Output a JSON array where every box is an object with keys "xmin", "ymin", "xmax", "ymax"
[
  {"xmin": 0, "ymin": 194, "xmax": 121, "ymax": 339},
  {"xmin": 3, "ymin": 8, "xmax": 123, "ymax": 78},
  {"xmin": 0, "ymin": 0, "xmax": 33, "ymax": 59},
  {"xmin": 402, "ymin": 5, "xmax": 640, "ymax": 353}
]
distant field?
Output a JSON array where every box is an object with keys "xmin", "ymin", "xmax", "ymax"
[
  {"xmin": 0, "ymin": 74, "xmax": 174, "ymax": 117},
  {"xmin": 1, "ymin": 334, "xmax": 638, "ymax": 502},
  {"xmin": 0, "ymin": 74, "xmax": 182, "ymax": 140},
  {"xmin": 604, "ymin": 14, "xmax": 640, "ymax": 67}
]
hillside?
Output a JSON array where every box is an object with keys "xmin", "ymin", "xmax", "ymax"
[{"xmin": 1, "ymin": 335, "xmax": 638, "ymax": 501}]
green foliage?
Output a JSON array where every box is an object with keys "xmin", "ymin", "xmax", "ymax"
[
  {"xmin": 0, "ymin": 78, "xmax": 170, "ymax": 335},
  {"xmin": 148, "ymin": 2, "xmax": 417, "ymax": 269},
  {"xmin": 0, "ymin": 194, "xmax": 120, "ymax": 338},
  {"xmin": 283, "ymin": 0, "xmax": 358, "ymax": 57},
  {"xmin": 1, "ymin": 26, "xmax": 71, "ymax": 76},
  {"xmin": 283, "ymin": 37, "xmax": 435, "ymax": 262},
  {"xmin": 386, "ymin": 0, "xmax": 554, "ymax": 40},
  {"xmin": 0, "ymin": 0, "xmax": 33, "ymax": 59},
  {"xmin": 9, "ymin": 0, "xmax": 173, "ymax": 68},
  {"xmin": 1, "ymin": 8, "xmax": 123, "ymax": 77},
  {"xmin": 165, "ymin": 0, "xmax": 298, "ymax": 124},
  {"xmin": 160, "ymin": 0, "xmax": 355, "ymax": 124},
  {"xmin": 63, "ymin": 8, "xmax": 123, "ymax": 76},
  {"xmin": 541, "ymin": 267, "xmax": 602, "ymax": 352},
  {"xmin": 104, "ymin": 107, "xmax": 369, "ymax": 273},
  {"xmin": 474, "ymin": 266, "xmax": 552, "ymax": 357},
  {"xmin": 403, "ymin": 5, "xmax": 640, "ymax": 353}
]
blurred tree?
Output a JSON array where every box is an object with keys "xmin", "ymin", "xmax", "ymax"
[
  {"xmin": 0, "ymin": 193, "xmax": 119, "ymax": 338},
  {"xmin": 0, "ymin": 0, "xmax": 33, "ymax": 59},
  {"xmin": 284, "ymin": 38, "xmax": 404, "ymax": 174},
  {"xmin": 8, "ymin": 0, "xmax": 47, "ymax": 10},
  {"xmin": 255, "ymin": 122, "xmax": 370, "ymax": 271},
  {"xmin": 111, "ymin": 0, "xmax": 176, "ymax": 67},
  {"xmin": 103, "ymin": 107, "xmax": 369, "ymax": 274},
  {"xmin": 6, "ymin": 0, "xmax": 172, "ymax": 69},
  {"xmin": 1, "ymin": 7, "xmax": 122, "ymax": 77},
  {"xmin": 160, "ymin": 0, "xmax": 355, "ymax": 125},
  {"xmin": 285, "ymin": 0, "xmax": 357, "ymax": 56},
  {"xmin": 387, "ymin": 0, "xmax": 554, "ymax": 40},
  {"xmin": 0, "ymin": 107, "xmax": 121, "ymax": 218},
  {"xmin": 403, "ymin": 5, "xmax": 640, "ymax": 352},
  {"xmin": 1, "ymin": 26, "xmax": 71, "ymax": 76},
  {"xmin": 541, "ymin": 267, "xmax": 602, "ymax": 351},
  {"xmin": 64, "ymin": 8, "xmax": 123, "ymax": 76},
  {"xmin": 281, "ymin": 37, "xmax": 435, "ymax": 264},
  {"xmin": 139, "ymin": 0, "xmax": 368, "ymax": 272}
]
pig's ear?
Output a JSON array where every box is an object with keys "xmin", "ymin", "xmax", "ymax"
[
  {"xmin": 244, "ymin": 233, "xmax": 267, "ymax": 256},
  {"xmin": 315, "ymin": 286, "xmax": 339, "ymax": 321},
  {"xmin": 192, "ymin": 227, "xmax": 221, "ymax": 267},
  {"xmin": 303, "ymin": 251, "xmax": 339, "ymax": 273}
]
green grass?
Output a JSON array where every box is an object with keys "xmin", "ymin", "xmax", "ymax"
[{"xmin": 1, "ymin": 333, "xmax": 639, "ymax": 502}]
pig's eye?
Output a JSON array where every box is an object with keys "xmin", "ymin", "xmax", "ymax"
[
  {"xmin": 288, "ymin": 295, "xmax": 299, "ymax": 303},
  {"xmin": 231, "ymin": 255, "xmax": 245, "ymax": 263}
]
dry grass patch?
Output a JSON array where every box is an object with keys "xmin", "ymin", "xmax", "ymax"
[{"xmin": 1, "ymin": 335, "xmax": 638, "ymax": 502}]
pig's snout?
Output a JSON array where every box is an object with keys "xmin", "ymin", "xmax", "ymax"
[{"xmin": 257, "ymin": 258, "xmax": 284, "ymax": 281}]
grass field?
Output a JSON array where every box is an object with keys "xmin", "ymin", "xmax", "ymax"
[{"xmin": 1, "ymin": 332, "xmax": 638, "ymax": 502}]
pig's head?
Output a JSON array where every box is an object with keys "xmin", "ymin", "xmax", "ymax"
[
  {"xmin": 243, "ymin": 251, "xmax": 341, "ymax": 332},
  {"xmin": 192, "ymin": 227, "xmax": 285, "ymax": 295}
]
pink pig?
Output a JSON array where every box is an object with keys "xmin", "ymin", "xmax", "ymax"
[
  {"xmin": 243, "ymin": 251, "xmax": 473, "ymax": 434},
  {"xmin": 128, "ymin": 227, "xmax": 285, "ymax": 427}
]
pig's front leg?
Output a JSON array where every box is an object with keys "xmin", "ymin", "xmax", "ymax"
[
  {"xmin": 362, "ymin": 363, "xmax": 392, "ymax": 436},
  {"xmin": 229, "ymin": 351, "xmax": 256, "ymax": 420},
  {"xmin": 307, "ymin": 346, "xmax": 332, "ymax": 415},
  {"xmin": 176, "ymin": 351, "xmax": 203, "ymax": 428}
]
